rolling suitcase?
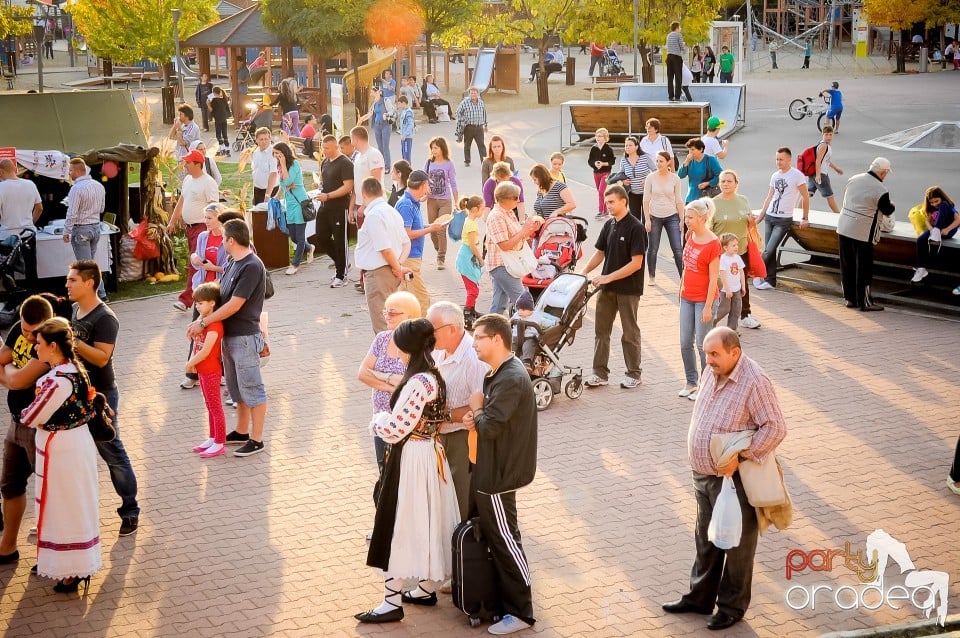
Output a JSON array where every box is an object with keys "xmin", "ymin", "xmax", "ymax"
[{"xmin": 452, "ymin": 517, "xmax": 501, "ymax": 627}]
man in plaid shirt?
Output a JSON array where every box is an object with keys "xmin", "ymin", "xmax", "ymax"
[
  {"xmin": 663, "ymin": 326, "xmax": 787, "ymax": 631},
  {"xmin": 454, "ymin": 88, "xmax": 487, "ymax": 167}
]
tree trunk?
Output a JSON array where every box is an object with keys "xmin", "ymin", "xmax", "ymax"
[
  {"xmin": 535, "ymin": 40, "xmax": 549, "ymax": 105},
  {"xmin": 940, "ymin": 30, "xmax": 946, "ymax": 69},
  {"xmin": 639, "ymin": 42, "xmax": 654, "ymax": 83},
  {"xmin": 426, "ymin": 31, "xmax": 432, "ymax": 74},
  {"xmin": 897, "ymin": 29, "xmax": 908, "ymax": 73}
]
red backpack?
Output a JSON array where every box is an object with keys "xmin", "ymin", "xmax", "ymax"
[{"xmin": 796, "ymin": 142, "xmax": 823, "ymax": 177}]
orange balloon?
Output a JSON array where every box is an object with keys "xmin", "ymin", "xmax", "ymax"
[{"xmin": 366, "ymin": 0, "xmax": 424, "ymax": 48}]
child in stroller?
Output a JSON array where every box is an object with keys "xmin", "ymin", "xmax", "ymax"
[
  {"xmin": 511, "ymin": 291, "xmax": 559, "ymax": 372},
  {"xmin": 232, "ymin": 103, "xmax": 261, "ymax": 152},
  {"xmin": 602, "ymin": 47, "xmax": 626, "ymax": 77}
]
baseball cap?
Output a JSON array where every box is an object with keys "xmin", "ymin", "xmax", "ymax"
[
  {"xmin": 707, "ymin": 116, "xmax": 726, "ymax": 131},
  {"xmin": 407, "ymin": 170, "xmax": 429, "ymax": 187},
  {"xmin": 182, "ymin": 150, "xmax": 206, "ymax": 164}
]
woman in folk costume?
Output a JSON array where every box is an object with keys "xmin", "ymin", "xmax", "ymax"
[
  {"xmin": 20, "ymin": 317, "xmax": 101, "ymax": 594},
  {"xmin": 356, "ymin": 318, "xmax": 460, "ymax": 624}
]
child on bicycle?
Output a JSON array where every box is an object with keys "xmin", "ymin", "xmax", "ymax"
[{"xmin": 820, "ymin": 81, "xmax": 843, "ymax": 133}]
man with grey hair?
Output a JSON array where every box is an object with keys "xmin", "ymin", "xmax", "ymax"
[
  {"xmin": 836, "ymin": 157, "xmax": 894, "ymax": 312},
  {"xmin": 427, "ymin": 301, "xmax": 488, "ymax": 520}
]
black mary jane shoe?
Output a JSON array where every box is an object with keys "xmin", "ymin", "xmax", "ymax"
[
  {"xmin": 53, "ymin": 576, "xmax": 91, "ymax": 594},
  {"xmin": 707, "ymin": 611, "xmax": 742, "ymax": 630},
  {"xmin": 354, "ymin": 606, "xmax": 404, "ymax": 623},
  {"xmin": 0, "ymin": 550, "xmax": 19, "ymax": 565},
  {"xmin": 401, "ymin": 591, "xmax": 438, "ymax": 606}
]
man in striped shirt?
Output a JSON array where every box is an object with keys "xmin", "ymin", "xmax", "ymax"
[
  {"xmin": 454, "ymin": 88, "xmax": 487, "ymax": 167},
  {"xmin": 663, "ymin": 327, "xmax": 787, "ymax": 630},
  {"xmin": 665, "ymin": 21, "xmax": 687, "ymax": 102},
  {"xmin": 64, "ymin": 158, "xmax": 106, "ymax": 299}
]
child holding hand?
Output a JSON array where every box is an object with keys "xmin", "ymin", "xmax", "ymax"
[
  {"xmin": 714, "ymin": 233, "xmax": 746, "ymax": 331},
  {"xmin": 188, "ymin": 282, "xmax": 226, "ymax": 458},
  {"xmin": 455, "ymin": 195, "xmax": 485, "ymax": 324}
]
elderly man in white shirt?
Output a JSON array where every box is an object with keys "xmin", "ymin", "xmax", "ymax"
[
  {"xmin": 427, "ymin": 301, "xmax": 488, "ymax": 520},
  {"xmin": 354, "ymin": 177, "xmax": 410, "ymax": 333},
  {"xmin": 64, "ymin": 158, "xmax": 107, "ymax": 298}
]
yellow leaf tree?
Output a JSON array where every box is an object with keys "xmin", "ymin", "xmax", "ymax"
[
  {"xmin": 0, "ymin": 5, "xmax": 34, "ymax": 40},
  {"xmin": 69, "ymin": 0, "xmax": 218, "ymax": 84},
  {"xmin": 863, "ymin": 0, "xmax": 931, "ymax": 72}
]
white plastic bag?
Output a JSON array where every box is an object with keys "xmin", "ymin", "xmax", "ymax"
[{"xmin": 708, "ymin": 476, "xmax": 742, "ymax": 549}]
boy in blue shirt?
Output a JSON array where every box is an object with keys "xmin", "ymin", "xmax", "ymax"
[
  {"xmin": 398, "ymin": 96, "xmax": 415, "ymax": 163},
  {"xmin": 821, "ymin": 81, "xmax": 843, "ymax": 132}
]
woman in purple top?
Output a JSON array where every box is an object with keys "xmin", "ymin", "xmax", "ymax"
[
  {"xmin": 357, "ymin": 291, "xmax": 422, "ymax": 470},
  {"xmin": 424, "ymin": 136, "xmax": 459, "ymax": 270},
  {"xmin": 482, "ymin": 161, "xmax": 526, "ymax": 217}
]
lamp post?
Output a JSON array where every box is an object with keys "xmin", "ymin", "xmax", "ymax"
[
  {"xmin": 171, "ymin": 8, "xmax": 184, "ymax": 99},
  {"xmin": 632, "ymin": 0, "xmax": 639, "ymax": 77}
]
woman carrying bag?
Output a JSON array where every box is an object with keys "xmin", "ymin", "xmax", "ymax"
[
  {"xmin": 710, "ymin": 169, "xmax": 761, "ymax": 330},
  {"xmin": 273, "ymin": 142, "xmax": 313, "ymax": 275},
  {"xmin": 485, "ymin": 182, "xmax": 540, "ymax": 315}
]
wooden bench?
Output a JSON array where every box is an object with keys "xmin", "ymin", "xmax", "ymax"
[{"xmin": 560, "ymin": 100, "xmax": 710, "ymax": 150}]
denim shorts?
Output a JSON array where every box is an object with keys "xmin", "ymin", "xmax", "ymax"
[
  {"xmin": 808, "ymin": 172, "xmax": 834, "ymax": 198},
  {"xmin": 1, "ymin": 418, "xmax": 36, "ymax": 499},
  {"xmin": 223, "ymin": 334, "xmax": 267, "ymax": 408}
]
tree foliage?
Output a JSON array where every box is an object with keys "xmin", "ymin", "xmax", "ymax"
[
  {"xmin": 261, "ymin": 0, "xmax": 373, "ymax": 57},
  {"xmin": 69, "ymin": 0, "xmax": 218, "ymax": 65},
  {"xmin": 862, "ymin": 0, "xmax": 930, "ymax": 30},
  {"xmin": 0, "ymin": 5, "xmax": 35, "ymax": 40},
  {"xmin": 419, "ymin": 0, "xmax": 481, "ymax": 72}
]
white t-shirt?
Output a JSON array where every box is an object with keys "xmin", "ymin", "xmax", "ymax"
[
  {"xmin": 640, "ymin": 134, "xmax": 673, "ymax": 172},
  {"xmin": 179, "ymin": 173, "xmax": 219, "ymax": 224},
  {"xmin": 0, "ymin": 178, "xmax": 41, "ymax": 237},
  {"xmin": 765, "ymin": 167, "xmax": 807, "ymax": 218},
  {"xmin": 354, "ymin": 197, "xmax": 410, "ymax": 270},
  {"xmin": 816, "ymin": 142, "xmax": 832, "ymax": 174},
  {"xmin": 702, "ymin": 135, "xmax": 723, "ymax": 158},
  {"xmin": 719, "ymin": 253, "xmax": 745, "ymax": 293},
  {"xmin": 353, "ymin": 146, "xmax": 385, "ymax": 199},
  {"xmin": 251, "ymin": 146, "xmax": 278, "ymax": 190}
]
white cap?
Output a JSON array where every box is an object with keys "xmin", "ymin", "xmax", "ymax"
[{"xmin": 869, "ymin": 157, "xmax": 891, "ymax": 172}]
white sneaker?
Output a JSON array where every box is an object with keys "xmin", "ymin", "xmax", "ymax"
[
  {"xmin": 172, "ymin": 301, "xmax": 188, "ymax": 312},
  {"xmin": 678, "ymin": 385, "xmax": 697, "ymax": 398},
  {"xmin": 179, "ymin": 377, "xmax": 198, "ymax": 389},
  {"xmin": 330, "ymin": 277, "xmax": 345, "ymax": 288},
  {"xmin": 306, "ymin": 244, "xmax": 315, "ymax": 264},
  {"xmin": 752, "ymin": 277, "xmax": 763, "ymax": 288},
  {"xmin": 619, "ymin": 376, "xmax": 641, "ymax": 389},
  {"xmin": 440, "ymin": 579, "xmax": 452, "ymax": 594},
  {"xmin": 583, "ymin": 374, "xmax": 608, "ymax": 387},
  {"xmin": 911, "ymin": 267, "xmax": 929, "ymax": 283},
  {"xmin": 648, "ymin": 278, "xmax": 656, "ymax": 286},
  {"xmin": 754, "ymin": 280, "xmax": 774, "ymax": 290},
  {"xmin": 488, "ymin": 615, "xmax": 532, "ymax": 635},
  {"xmin": 740, "ymin": 315, "xmax": 761, "ymax": 329},
  {"xmin": 688, "ymin": 390, "xmax": 699, "ymax": 401},
  {"xmin": 285, "ymin": 265, "xmax": 298, "ymax": 275}
]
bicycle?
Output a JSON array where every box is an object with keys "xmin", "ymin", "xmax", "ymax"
[{"xmin": 788, "ymin": 94, "xmax": 833, "ymax": 131}]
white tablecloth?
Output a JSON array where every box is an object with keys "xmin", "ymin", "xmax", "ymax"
[{"xmin": 32, "ymin": 226, "xmax": 116, "ymax": 279}]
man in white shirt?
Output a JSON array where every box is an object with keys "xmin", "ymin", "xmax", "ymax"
[
  {"xmin": 168, "ymin": 150, "xmax": 219, "ymax": 311},
  {"xmin": 639, "ymin": 118, "xmax": 674, "ymax": 172},
  {"xmin": 427, "ymin": 301, "xmax": 488, "ymax": 520},
  {"xmin": 754, "ymin": 147, "xmax": 811, "ymax": 290},
  {"xmin": 702, "ymin": 117, "xmax": 729, "ymax": 160},
  {"xmin": 354, "ymin": 177, "xmax": 409, "ymax": 333},
  {"xmin": 0, "ymin": 159, "xmax": 42, "ymax": 240},
  {"xmin": 809, "ymin": 126, "xmax": 844, "ymax": 215},
  {"xmin": 250, "ymin": 127, "xmax": 279, "ymax": 205},
  {"xmin": 349, "ymin": 126, "xmax": 385, "ymax": 224},
  {"xmin": 64, "ymin": 158, "xmax": 107, "ymax": 299},
  {"xmin": 168, "ymin": 104, "xmax": 201, "ymax": 164}
]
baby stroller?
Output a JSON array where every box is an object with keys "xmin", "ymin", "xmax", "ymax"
[
  {"xmin": 232, "ymin": 103, "xmax": 261, "ymax": 152},
  {"xmin": 601, "ymin": 47, "xmax": 626, "ymax": 77},
  {"xmin": 512, "ymin": 273, "xmax": 597, "ymax": 411},
  {"xmin": 522, "ymin": 215, "xmax": 589, "ymax": 298},
  {"xmin": 0, "ymin": 229, "xmax": 36, "ymax": 328}
]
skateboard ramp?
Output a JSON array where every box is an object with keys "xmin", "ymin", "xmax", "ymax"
[
  {"xmin": 617, "ymin": 83, "xmax": 745, "ymax": 137},
  {"xmin": 866, "ymin": 121, "xmax": 960, "ymax": 153},
  {"xmin": 470, "ymin": 49, "xmax": 497, "ymax": 92}
]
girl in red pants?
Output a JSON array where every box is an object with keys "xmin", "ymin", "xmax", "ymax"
[
  {"xmin": 187, "ymin": 282, "xmax": 226, "ymax": 458},
  {"xmin": 455, "ymin": 195, "xmax": 485, "ymax": 324},
  {"xmin": 588, "ymin": 128, "xmax": 615, "ymax": 220}
]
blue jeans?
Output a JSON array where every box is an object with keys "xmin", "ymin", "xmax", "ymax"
[
  {"xmin": 70, "ymin": 223, "xmax": 107, "ymax": 299},
  {"xmin": 98, "ymin": 387, "xmax": 140, "ymax": 518},
  {"xmin": 373, "ymin": 123, "xmax": 391, "ymax": 170},
  {"xmin": 648, "ymin": 214, "xmax": 684, "ymax": 278},
  {"xmin": 679, "ymin": 298, "xmax": 716, "ymax": 386},
  {"xmin": 488, "ymin": 266, "xmax": 526, "ymax": 316},
  {"xmin": 288, "ymin": 222, "xmax": 307, "ymax": 266},
  {"xmin": 761, "ymin": 216, "xmax": 794, "ymax": 286},
  {"xmin": 400, "ymin": 137, "xmax": 412, "ymax": 163}
]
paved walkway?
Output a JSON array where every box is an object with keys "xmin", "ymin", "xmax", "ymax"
[{"xmin": 1, "ymin": 66, "xmax": 959, "ymax": 637}]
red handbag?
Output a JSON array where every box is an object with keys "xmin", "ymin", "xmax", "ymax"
[{"xmin": 745, "ymin": 225, "xmax": 767, "ymax": 279}]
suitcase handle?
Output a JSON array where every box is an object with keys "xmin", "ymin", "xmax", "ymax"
[{"xmin": 469, "ymin": 516, "xmax": 483, "ymax": 543}]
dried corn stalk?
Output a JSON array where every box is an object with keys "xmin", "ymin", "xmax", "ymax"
[{"xmin": 140, "ymin": 157, "xmax": 179, "ymax": 276}]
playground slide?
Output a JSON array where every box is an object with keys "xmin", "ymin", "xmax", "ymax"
[
  {"xmin": 174, "ymin": 54, "xmax": 199, "ymax": 80},
  {"xmin": 341, "ymin": 47, "xmax": 397, "ymax": 95},
  {"xmin": 470, "ymin": 49, "xmax": 497, "ymax": 92},
  {"xmin": 617, "ymin": 83, "xmax": 745, "ymax": 136}
]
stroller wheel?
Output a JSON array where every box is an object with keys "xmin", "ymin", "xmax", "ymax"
[
  {"xmin": 564, "ymin": 377, "xmax": 584, "ymax": 400},
  {"xmin": 232, "ymin": 140, "xmax": 244, "ymax": 152},
  {"xmin": 532, "ymin": 378, "xmax": 554, "ymax": 411}
]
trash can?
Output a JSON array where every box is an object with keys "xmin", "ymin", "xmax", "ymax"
[
  {"xmin": 566, "ymin": 57, "xmax": 576, "ymax": 85},
  {"xmin": 919, "ymin": 48, "xmax": 928, "ymax": 72},
  {"xmin": 250, "ymin": 209, "xmax": 290, "ymax": 269}
]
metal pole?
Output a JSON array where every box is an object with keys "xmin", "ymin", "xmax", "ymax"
[
  {"xmin": 67, "ymin": 12, "xmax": 74, "ymax": 67},
  {"xmin": 745, "ymin": 0, "xmax": 755, "ymax": 71},
  {"xmin": 633, "ymin": 0, "xmax": 639, "ymax": 77},
  {"xmin": 172, "ymin": 9, "xmax": 184, "ymax": 99},
  {"xmin": 33, "ymin": 24, "xmax": 44, "ymax": 93},
  {"xmin": 827, "ymin": 0, "xmax": 838, "ymax": 68}
]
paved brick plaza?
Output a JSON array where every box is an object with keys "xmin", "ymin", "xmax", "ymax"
[{"xmin": 1, "ymin": 75, "xmax": 958, "ymax": 637}]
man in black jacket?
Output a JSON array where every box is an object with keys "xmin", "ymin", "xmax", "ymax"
[{"xmin": 465, "ymin": 313, "xmax": 537, "ymax": 635}]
